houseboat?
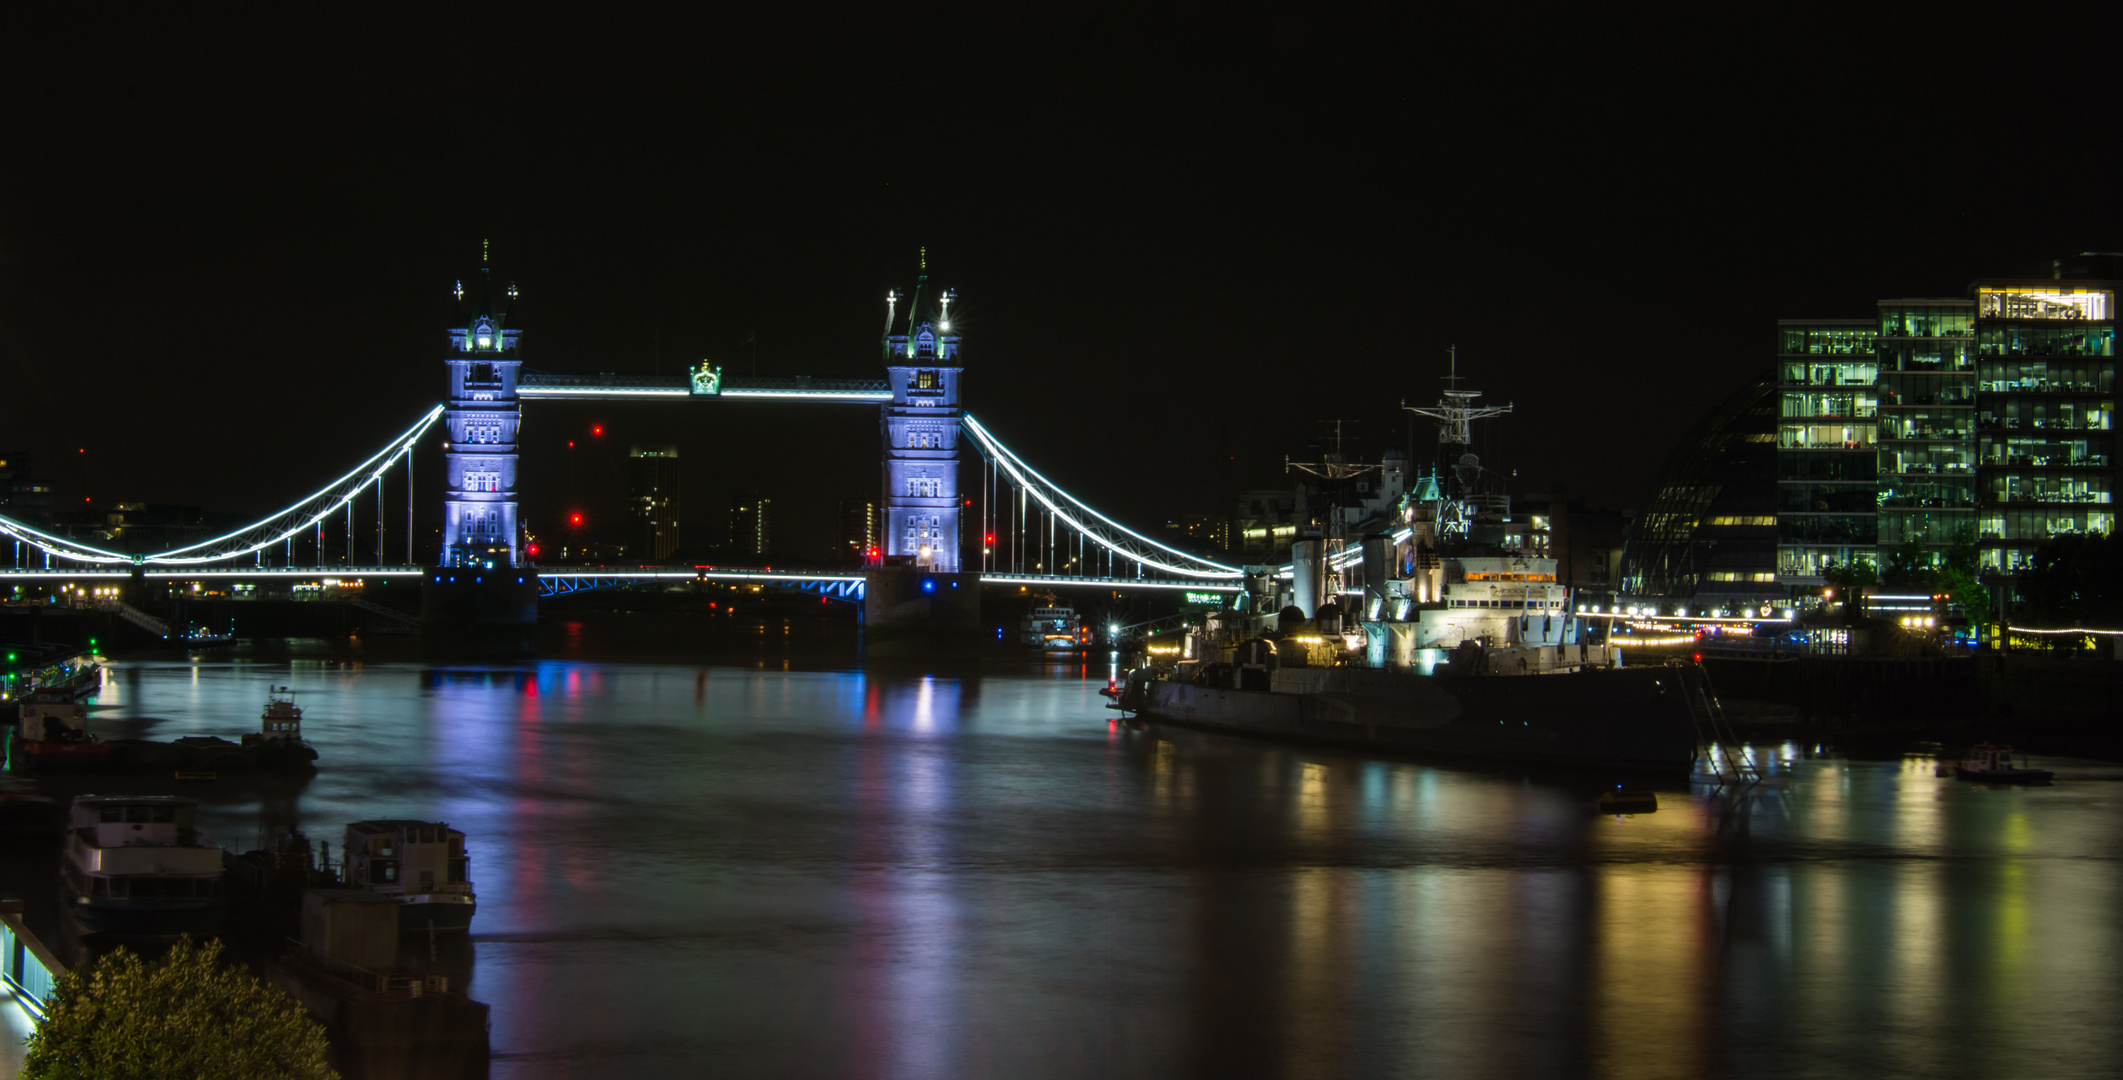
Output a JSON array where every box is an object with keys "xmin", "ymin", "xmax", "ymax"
[
  {"xmin": 343, "ymin": 820, "xmax": 476, "ymax": 931},
  {"xmin": 60, "ymin": 795, "xmax": 228, "ymax": 936}
]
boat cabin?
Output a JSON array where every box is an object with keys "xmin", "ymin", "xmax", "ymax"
[
  {"xmin": 19, "ymin": 699, "xmax": 91, "ymax": 743},
  {"xmin": 344, "ymin": 820, "xmax": 471, "ymax": 897},
  {"xmin": 61, "ymin": 796, "xmax": 225, "ymax": 918},
  {"xmin": 256, "ymin": 686, "xmax": 304, "ymax": 743}
]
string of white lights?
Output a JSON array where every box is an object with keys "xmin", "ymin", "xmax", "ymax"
[
  {"xmin": 144, "ymin": 406, "xmax": 444, "ymax": 564},
  {"xmin": 959, "ymin": 414, "xmax": 1244, "ymax": 579},
  {"xmin": 0, "ymin": 406, "xmax": 443, "ymax": 568}
]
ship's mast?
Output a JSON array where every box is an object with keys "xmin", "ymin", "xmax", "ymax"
[
  {"xmin": 1402, "ymin": 346, "xmax": 1513, "ymax": 448},
  {"xmin": 1401, "ymin": 347, "xmax": 1513, "ymax": 546}
]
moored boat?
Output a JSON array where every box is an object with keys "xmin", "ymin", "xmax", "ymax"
[
  {"xmin": 60, "ymin": 795, "xmax": 228, "ymax": 937},
  {"xmin": 342, "ymin": 820, "xmax": 477, "ymax": 931},
  {"xmin": 1020, "ymin": 601, "xmax": 1086, "ymax": 653},
  {"xmin": 8, "ymin": 692, "xmax": 115, "ymax": 772},
  {"xmin": 1955, "ymin": 743, "xmax": 2053, "ymax": 783}
]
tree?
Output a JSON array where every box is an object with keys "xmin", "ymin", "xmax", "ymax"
[
  {"xmin": 1821, "ymin": 557, "xmax": 1878, "ymax": 617},
  {"xmin": 23, "ymin": 937, "xmax": 335, "ymax": 1080},
  {"xmin": 1935, "ymin": 525, "xmax": 1993, "ymax": 630},
  {"xmin": 1880, "ymin": 537, "xmax": 1932, "ymax": 589}
]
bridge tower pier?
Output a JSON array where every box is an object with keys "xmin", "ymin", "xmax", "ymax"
[
  {"xmin": 863, "ymin": 276, "xmax": 982, "ymax": 656},
  {"xmin": 419, "ymin": 259, "xmax": 539, "ymax": 651}
]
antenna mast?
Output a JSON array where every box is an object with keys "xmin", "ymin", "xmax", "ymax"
[{"xmin": 1401, "ymin": 345, "xmax": 1513, "ymax": 444}]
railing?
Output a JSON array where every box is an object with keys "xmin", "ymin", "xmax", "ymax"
[
  {"xmin": 1, "ymin": 906, "xmax": 67, "ymax": 1019},
  {"xmin": 518, "ymin": 369, "xmax": 686, "ymax": 390}
]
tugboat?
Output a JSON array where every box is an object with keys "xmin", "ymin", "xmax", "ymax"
[
  {"xmin": 59, "ymin": 795, "xmax": 228, "ymax": 936},
  {"xmin": 240, "ymin": 686, "xmax": 320, "ymax": 766},
  {"xmin": 1955, "ymin": 743, "xmax": 2054, "ymax": 783},
  {"xmin": 91, "ymin": 684, "xmax": 320, "ymax": 774},
  {"xmin": 1126, "ymin": 364, "xmax": 1707, "ymax": 774},
  {"xmin": 7, "ymin": 690, "xmax": 115, "ymax": 772},
  {"xmin": 342, "ymin": 820, "xmax": 476, "ymax": 931}
]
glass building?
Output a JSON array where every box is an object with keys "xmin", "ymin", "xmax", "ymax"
[
  {"xmin": 1775, "ymin": 319, "xmax": 1878, "ymax": 583},
  {"xmin": 1619, "ymin": 373, "xmax": 1780, "ymax": 605},
  {"xmin": 1972, "ymin": 280, "xmax": 2117, "ymax": 569},
  {"xmin": 1875, "ymin": 300, "xmax": 1977, "ymax": 564}
]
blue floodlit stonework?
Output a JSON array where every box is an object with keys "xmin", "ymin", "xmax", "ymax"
[
  {"xmin": 441, "ymin": 269, "xmax": 523, "ymax": 568},
  {"xmin": 881, "ymin": 310, "xmax": 963, "ymax": 571}
]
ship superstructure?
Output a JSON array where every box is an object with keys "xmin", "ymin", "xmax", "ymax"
[{"xmin": 1126, "ymin": 358, "xmax": 1705, "ymax": 773}]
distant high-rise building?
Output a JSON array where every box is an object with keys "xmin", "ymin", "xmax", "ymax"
[
  {"xmin": 0, "ymin": 452, "xmax": 53, "ymax": 529},
  {"xmin": 839, "ymin": 497, "xmax": 881, "ymax": 562},
  {"xmin": 628, "ymin": 446, "xmax": 681, "ymax": 562},
  {"xmin": 730, "ymin": 493, "xmax": 771, "ymax": 557}
]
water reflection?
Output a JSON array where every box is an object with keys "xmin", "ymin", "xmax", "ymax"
[{"xmin": 16, "ymin": 656, "xmax": 2118, "ymax": 1079}]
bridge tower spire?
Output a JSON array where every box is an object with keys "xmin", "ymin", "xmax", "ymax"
[{"xmin": 440, "ymin": 259, "xmax": 524, "ymax": 568}]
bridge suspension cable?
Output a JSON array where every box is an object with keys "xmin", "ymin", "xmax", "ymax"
[
  {"xmin": 959, "ymin": 413, "xmax": 1242, "ymax": 581},
  {"xmin": 0, "ymin": 406, "xmax": 443, "ymax": 568}
]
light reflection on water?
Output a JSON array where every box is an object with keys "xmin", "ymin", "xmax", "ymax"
[{"xmin": 31, "ymin": 657, "xmax": 2123, "ymax": 1079}]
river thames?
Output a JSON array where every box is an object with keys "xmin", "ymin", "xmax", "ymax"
[{"xmin": 9, "ymin": 636, "xmax": 2123, "ymax": 1079}]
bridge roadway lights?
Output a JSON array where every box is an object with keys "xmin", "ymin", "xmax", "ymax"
[{"xmin": 862, "ymin": 565, "xmax": 982, "ymax": 658}]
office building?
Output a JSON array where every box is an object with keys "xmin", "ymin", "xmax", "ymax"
[
  {"xmin": 730, "ymin": 493, "xmax": 771, "ymax": 557},
  {"xmin": 1620, "ymin": 373, "xmax": 1780, "ymax": 607},
  {"xmin": 628, "ymin": 446, "xmax": 680, "ymax": 562},
  {"xmin": 1971, "ymin": 272, "xmax": 2117, "ymax": 570},
  {"xmin": 839, "ymin": 497, "xmax": 881, "ymax": 562},
  {"xmin": 1774, "ymin": 319, "xmax": 1880, "ymax": 583}
]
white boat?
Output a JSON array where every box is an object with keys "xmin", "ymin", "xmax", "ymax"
[
  {"xmin": 1020, "ymin": 604, "xmax": 1085, "ymax": 652},
  {"xmin": 342, "ymin": 820, "xmax": 477, "ymax": 931},
  {"xmin": 60, "ymin": 795, "xmax": 227, "ymax": 936},
  {"xmin": 1955, "ymin": 743, "xmax": 2053, "ymax": 783}
]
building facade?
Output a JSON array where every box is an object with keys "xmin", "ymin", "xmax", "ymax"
[
  {"xmin": 1622, "ymin": 373, "xmax": 1781, "ymax": 606},
  {"xmin": 1769, "ymin": 262, "xmax": 2121, "ymax": 585},
  {"xmin": 440, "ymin": 269, "xmax": 523, "ymax": 569},
  {"xmin": 880, "ymin": 313, "xmax": 963, "ymax": 572},
  {"xmin": 1972, "ymin": 279, "xmax": 2117, "ymax": 569},
  {"xmin": 628, "ymin": 446, "xmax": 680, "ymax": 562},
  {"xmin": 1875, "ymin": 300, "xmax": 1977, "ymax": 566},
  {"xmin": 1774, "ymin": 320, "xmax": 1878, "ymax": 583},
  {"xmin": 839, "ymin": 497, "xmax": 881, "ymax": 563},
  {"xmin": 729, "ymin": 494, "xmax": 771, "ymax": 557}
]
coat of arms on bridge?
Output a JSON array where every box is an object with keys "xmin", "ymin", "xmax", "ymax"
[{"xmin": 691, "ymin": 362, "xmax": 722, "ymax": 395}]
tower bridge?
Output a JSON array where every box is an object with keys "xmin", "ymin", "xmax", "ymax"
[{"xmin": 0, "ymin": 257, "xmax": 1257, "ymax": 649}]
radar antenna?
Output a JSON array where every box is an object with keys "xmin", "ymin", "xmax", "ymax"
[{"xmin": 1401, "ymin": 345, "xmax": 1513, "ymax": 444}]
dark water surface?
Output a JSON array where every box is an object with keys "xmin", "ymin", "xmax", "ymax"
[{"xmin": 21, "ymin": 647, "xmax": 2123, "ymax": 1079}]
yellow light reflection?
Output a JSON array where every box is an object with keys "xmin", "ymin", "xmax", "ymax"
[{"xmin": 1589, "ymin": 867, "xmax": 1710, "ymax": 1080}]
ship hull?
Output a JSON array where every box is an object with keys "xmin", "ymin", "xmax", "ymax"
[
  {"xmin": 399, "ymin": 894, "xmax": 476, "ymax": 932},
  {"xmin": 1139, "ymin": 666, "xmax": 1702, "ymax": 773},
  {"xmin": 66, "ymin": 897, "xmax": 229, "ymax": 938}
]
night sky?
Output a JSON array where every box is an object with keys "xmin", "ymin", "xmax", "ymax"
[{"xmin": 7, "ymin": 12, "xmax": 2123, "ymax": 560}]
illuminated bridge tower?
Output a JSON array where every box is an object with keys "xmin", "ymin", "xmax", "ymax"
[
  {"xmin": 881, "ymin": 295, "xmax": 963, "ymax": 570},
  {"xmin": 422, "ymin": 257, "xmax": 538, "ymax": 650},
  {"xmin": 441, "ymin": 267, "xmax": 523, "ymax": 568},
  {"xmin": 865, "ymin": 275, "xmax": 980, "ymax": 654}
]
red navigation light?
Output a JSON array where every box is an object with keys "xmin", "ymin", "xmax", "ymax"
[
  {"xmin": 985, "ymin": 534, "xmax": 995, "ymax": 544},
  {"xmin": 964, "ymin": 499, "xmax": 972, "ymax": 506},
  {"xmin": 592, "ymin": 425, "xmax": 604, "ymax": 436},
  {"xmin": 1693, "ymin": 653, "xmax": 1703, "ymax": 663},
  {"xmin": 569, "ymin": 513, "xmax": 583, "ymax": 526},
  {"xmin": 526, "ymin": 544, "xmax": 541, "ymax": 557},
  {"xmin": 77, "ymin": 448, "xmax": 85, "ymax": 454},
  {"xmin": 567, "ymin": 441, "xmax": 575, "ymax": 448}
]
